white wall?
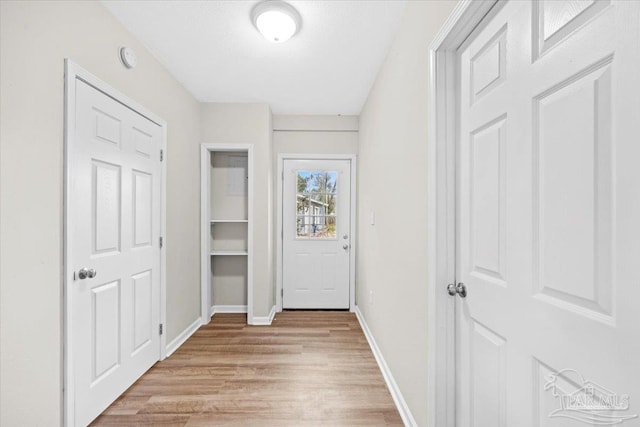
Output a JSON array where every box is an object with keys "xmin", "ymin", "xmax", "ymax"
[
  {"xmin": 272, "ymin": 115, "xmax": 358, "ymax": 310},
  {"xmin": 356, "ymin": 2, "xmax": 457, "ymax": 426},
  {"xmin": 273, "ymin": 115, "xmax": 358, "ymax": 155},
  {"xmin": 200, "ymin": 103, "xmax": 274, "ymax": 317},
  {"xmin": 0, "ymin": 1, "xmax": 202, "ymax": 425}
]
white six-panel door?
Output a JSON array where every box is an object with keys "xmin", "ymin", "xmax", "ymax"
[
  {"xmin": 456, "ymin": 1, "xmax": 640, "ymax": 425},
  {"xmin": 282, "ymin": 159, "xmax": 351, "ymax": 309},
  {"xmin": 70, "ymin": 79, "xmax": 162, "ymax": 426}
]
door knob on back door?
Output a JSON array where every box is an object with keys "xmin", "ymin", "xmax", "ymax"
[{"xmin": 78, "ymin": 268, "xmax": 97, "ymax": 280}]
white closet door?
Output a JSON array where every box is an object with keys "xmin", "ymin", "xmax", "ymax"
[{"xmin": 70, "ymin": 79, "xmax": 162, "ymax": 426}]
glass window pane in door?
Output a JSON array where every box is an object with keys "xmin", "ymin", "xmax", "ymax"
[{"xmin": 296, "ymin": 171, "xmax": 338, "ymax": 240}]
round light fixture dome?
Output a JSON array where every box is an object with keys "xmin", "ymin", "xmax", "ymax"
[{"xmin": 251, "ymin": 1, "xmax": 302, "ymax": 43}]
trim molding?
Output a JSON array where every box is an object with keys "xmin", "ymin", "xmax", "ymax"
[
  {"xmin": 200, "ymin": 143, "xmax": 255, "ymax": 325},
  {"xmin": 354, "ymin": 306, "xmax": 417, "ymax": 427},
  {"xmin": 426, "ymin": 2, "xmax": 499, "ymax": 426},
  {"xmin": 211, "ymin": 305, "xmax": 248, "ymax": 316},
  {"xmin": 252, "ymin": 305, "xmax": 276, "ymax": 326},
  {"xmin": 165, "ymin": 318, "xmax": 202, "ymax": 358}
]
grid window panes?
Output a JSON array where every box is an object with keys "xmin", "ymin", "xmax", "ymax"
[{"xmin": 296, "ymin": 171, "xmax": 337, "ymax": 239}]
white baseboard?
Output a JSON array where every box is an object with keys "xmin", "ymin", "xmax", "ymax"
[
  {"xmin": 354, "ymin": 306, "xmax": 417, "ymax": 427},
  {"xmin": 165, "ymin": 317, "xmax": 202, "ymax": 358},
  {"xmin": 211, "ymin": 304, "xmax": 248, "ymax": 317},
  {"xmin": 252, "ymin": 305, "xmax": 276, "ymax": 325}
]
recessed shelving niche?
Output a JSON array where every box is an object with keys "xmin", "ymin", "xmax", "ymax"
[{"xmin": 201, "ymin": 144, "xmax": 253, "ymax": 324}]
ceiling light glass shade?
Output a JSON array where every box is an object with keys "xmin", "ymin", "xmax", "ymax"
[{"xmin": 251, "ymin": 1, "xmax": 302, "ymax": 43}]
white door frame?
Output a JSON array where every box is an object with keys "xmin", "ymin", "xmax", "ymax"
[
  {"xmin": 426, "ymin": 1, "xmax": 499, "ymax": 426},
  {"xmin": 276, "ymin": 154, "xmax": 357, "ymax": 312},
  {"xmin": 63, "ymin": 59, "xmax": 168, "ymax": 427},
  {"xmin": 200, "ymin": 143, "xmax": 255, "ymax": 324}
]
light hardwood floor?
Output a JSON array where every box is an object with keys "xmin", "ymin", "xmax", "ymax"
[{"xmin": 92, "ymin": 311, "xmax": 403, "ymax": 426}]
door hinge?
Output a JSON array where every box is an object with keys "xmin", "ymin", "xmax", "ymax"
[
  {"xmin": 281, "ymin": 229, "xmax": 283, "ymax": 238},
  {"xmin": 159, "ymin": 236, "xmax": 164, "ymax": 248},
  {"xmin": 281, "ymin": 288, "xmax": 284, "ymax": 297},
  {"xmin": 159, "ymin": 324, "xmax": 163, "ymax": 335},
  {"xmin": 281, "ymin": 171, "xmax": 284, "ymax": 180},
  {"xmin": 160, "ymin": 149, "xmax": 164, "ymax": 162}
]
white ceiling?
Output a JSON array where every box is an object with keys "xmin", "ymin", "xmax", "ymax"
[{"xmin": 102, "ymin": 0, "xmax": 407, "ymax": 115}]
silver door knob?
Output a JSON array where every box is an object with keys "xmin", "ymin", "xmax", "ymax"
[
  {"xmin": 78, "ymin": 268, "xmax": 97, "ymax": 280},
  {"xmin": 447, "ymin": 282, "xmax": 467, "ymax": 298},
  {"xmin": 342, "ymin": 244, "xmax": 350, "ymax": 250}
]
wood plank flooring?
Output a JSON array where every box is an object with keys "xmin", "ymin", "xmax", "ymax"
[{"xmin": 91, "ymin": 311, "xmax": 403, "ymax": 426}]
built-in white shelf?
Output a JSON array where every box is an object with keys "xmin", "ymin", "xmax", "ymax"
[
  {"xmin": 210, "ymin": 250, "xmax": 248, "ymax": 256},
  {"xmin": 202, "ymin": 144, "xmax": 253, "ymax": 324}
]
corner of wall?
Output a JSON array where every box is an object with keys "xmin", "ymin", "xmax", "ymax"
[{"xmin": 355, "ymin": 1, "xmax": 460, "ymax": 426}]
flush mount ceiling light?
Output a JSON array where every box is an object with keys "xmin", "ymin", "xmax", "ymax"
[{"xmin": 251, "ymin": 1, "xmax": 302, "ymax": 43}]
